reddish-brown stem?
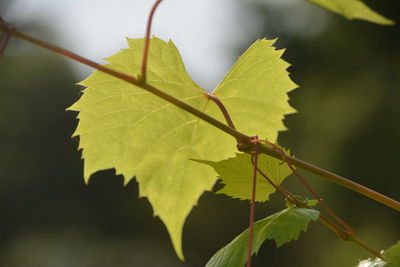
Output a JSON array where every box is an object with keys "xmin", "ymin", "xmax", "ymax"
[
  {"xmin": 0, "ymin": 18, "xmax": 13, "ymax": 56},
  {"xmin": 254, "ymin": 165, "xmax": 384, "ymax": 260},
  {"xmin": 256, "ymin": 139, "xmax": 355, "ymax": 234},
  {"xmin": 206, "ymin": 92, "xmax": 357, "ymax": 239},
  {"xmin": 253, "ymin": 161, "xmax": 339, "ymax": 232},
  {"xmin": 141, "ymin": 0, "xmax": 164, "ymax": 81},
  {"xmin": 315, "ymin": 215, "xmax": 384, "ymax": 263},
  {"xmin": 205, "ymin": 93, "xmax": 236, "ymax": 129},
  {"xmin": 254, "ymin": 159, "xmax": 338, "ymax": 239},
  {"xmin": 0, "ymin": 32, "xmax": 11, "ymax": 56},
  {"xmin": 203, "ymin": 92, "xmax": 398, "ymax": 213},
  {"xmin": 251, "ymin": 158, "xmax": 298, "ymax": 205},
  {"xmin": 246, "ymin": 136, "xmax": 259, "ymax": 267},
  {"xmin": 203, "ymin": 85, "xmax": 394, "ymax": 260}
]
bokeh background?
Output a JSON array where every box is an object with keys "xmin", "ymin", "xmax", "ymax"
[{"xmin": 0, "ymin": 0, "xmax": 399, "ymax": 266}]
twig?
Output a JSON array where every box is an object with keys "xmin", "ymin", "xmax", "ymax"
[
  {"xmin": 0, "ymin": 33, "xmax": 11, "ymax": 56},
  {"xmin": 256, "ymin": 139, "xmax": 355, "ymax": 234},
  {"xmin": 204, "ymin": 90, "xmax": 383, "ymax": 260},
  {"xmin": 141, "ymin": 0, "xmax": 164, "ymax": 81},
  {"xmin": 246, "ymin": 136, "xmax": 259, "ymax": 267},
  {"xmin": 0, "ymin": 17, "xmax": 13, "ymax": 56},
  {"xmin": 205, "ymin": 93, "xmax": 236, "ymax": 129},
  {"xmin": 253, "ymin": 163, "xmax": 384, "ymax": 260}
]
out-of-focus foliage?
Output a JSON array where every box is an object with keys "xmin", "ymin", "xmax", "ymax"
[{"xmin": 306, "ymin": 0, "xmax": 394, "ymax": 25}]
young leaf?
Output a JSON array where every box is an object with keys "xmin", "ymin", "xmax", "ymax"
[
  {"xmin": 193, "ymin": 151, "xmax": 292, "ymax": 201},
  {"xmin": 357, "ymin": 241, "xmax": 400, "ymax": 267},
  {"xmin": 205, "ymin": 208, "xmax": 319, "ymax": 267},
  {"xmin": 69, "ymin": 37, "xmax": 296, "ymax": 259},
  {"xmin": 306, "ymin": 0, "xmax": 394, "ymax": 25}
]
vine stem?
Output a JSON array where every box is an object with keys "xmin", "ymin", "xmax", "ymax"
[
  {"xmin": 246, "ymin": 136, "xmax": 259, "ymax": 267},
  {"xmin": 205, "ymin": 93, "xmax": 236, "ymax": 129},
  {"xmin": 252, "ymin": 161, "xmax": 384, "ymax": 260},
  {"xmin": 1, "ymin": 18, "xmax": 399, "ymax": 213},
  {"xmin": 205, "ymin": 93, "xmax": 345, "ymax": 230},
  {"xmin": 141, "ymin": 0, "xmax": 164, "ymax": 81},
  {"xmin": 256, "ymin": 139, "xmax": 355, "ymax": 234},
  {"xmin": 0, "ymin": 30, "xmax": 11, "ymax": 56}
]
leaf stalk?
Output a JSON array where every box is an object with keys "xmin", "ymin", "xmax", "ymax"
[
  {"xmin": 141, "ymin": 0, "xmax": 164, "ymax": 81},
  {"xmin": 246, "ymin": 136, "xmax": 259, "ymax": 267}
]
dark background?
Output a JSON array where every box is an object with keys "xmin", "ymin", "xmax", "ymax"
[{"xmin": 0, "ymin": 0, "xmax": 399, "ymax": 266}]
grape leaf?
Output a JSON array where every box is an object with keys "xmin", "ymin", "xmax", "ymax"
[
  {"xmin": 193, "ymin": 151, "xmax": 292, "ymax": 202},
  {"xmin": 205, "ymin": 208, "xmax": 319, "ymax": 267},
  {"xmin": 306, "ymin": 0, "xmax": 394, "ymax": 25},
  {"xmin": 68, "ymin": 37, "xmax": 296, "ymax": 259},
  {"xmin": 357, "ymin": 241, "xmax": 400, "ymax": 267}
]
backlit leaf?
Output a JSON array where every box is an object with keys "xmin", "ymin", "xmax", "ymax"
[
  {"xmin": 193, "ymin": 151, "xmax": 292, "ymax": 202},
  {"xmin": 205, "ymin": 208, "xmax": 319, "ymax": 267},
  {"xmin": 69, "ymin": 37, "xmax": 296, "ymax": 259}
]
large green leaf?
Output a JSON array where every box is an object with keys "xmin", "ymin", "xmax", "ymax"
[
  {"xmin": 193, "ymin": 151, "xmax": 292, "ymax": 202},
  {"xmin": 68, "ymin": 37, "xmax": 296, "ymax": 259},
  {"xmin": 206, "ymin": 208, "xmax": 319, "ymax": 267},
  {"xmin": 357, "ymin": 241, "xmax": 400, "ymax": 267},
  {"xmin": 306, "ymin": 0, "xmax": 394, "ymax": 25}
]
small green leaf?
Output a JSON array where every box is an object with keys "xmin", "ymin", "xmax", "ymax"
[
  {"xmin": 193, "ymin": 151, "xmax": 292, "ymax": 202},
  {"xmin": 205, "ymin": 208, "xmax": 319, "ymax": 267},
  {"xmin": 357, "ymin": 241, "xmax": 400, "ymax": 267},
  {"xmin": 306, "ymin": 0, "xmax": 394, "ymax": 25}
]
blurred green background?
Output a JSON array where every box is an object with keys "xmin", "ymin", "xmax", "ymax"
[{"xmin": 0, "ymin": 0, "xmax": 399, "ymax": 266}]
